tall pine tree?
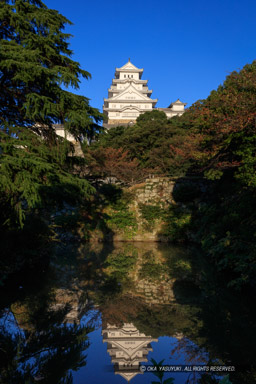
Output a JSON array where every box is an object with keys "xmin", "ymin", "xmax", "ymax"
[
  {"xmin": 0, "ymin": 0, "xmax": 103, "ymax": 280},
  {"xmin": 0, "ymin": 0, "xmax": 103, "ymax": 228}
]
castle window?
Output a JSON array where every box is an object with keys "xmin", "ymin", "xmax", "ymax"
[
  {"xmin": 131, "ymin": 75, "xmax": 133, "ymax": 78},
  {"xmin": 124, "ymin": 75, "xmax": 126, "ymax": 78}
]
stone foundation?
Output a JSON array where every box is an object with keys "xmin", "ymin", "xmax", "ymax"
[{"xmin": 89, "ymin": 176, "xmax": 205, "ymax": 242}]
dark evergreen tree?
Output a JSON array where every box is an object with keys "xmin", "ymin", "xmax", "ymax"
[
  {"xmin": 0, "ymin": 0, "xmax": 102, "ymax": 139},
  {"xmin": 0, "ymin": 0, "xmax": 103, "ymax": 228},
  {"xmin": 0, "ymin": 0, "xmax": 103, "ymax": 281}
]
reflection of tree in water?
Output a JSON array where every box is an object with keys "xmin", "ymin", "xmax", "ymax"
[
  {"xmin": 50, "ymin": 242, "xmax": 256, "ymax": 384},
  {"xmin": 91, "ymin": 242, "xmax": 256, "ymax": 384},
  {"xmin": 2, "ymin": 242, "xmax": 256, "ymax": 384},
  {"xmin": 166, "ymin": 248, "xmax": 256, "ymax": 384},
  {"xmin": 0, "ymin": 267, "xmax": 94, "ymax": 384}
]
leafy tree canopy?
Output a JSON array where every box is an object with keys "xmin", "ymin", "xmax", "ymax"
[
  {"xmin": 185, "ymin": 61, "xmax": 256, "ymax": 184},
  {"xmin": 0, "ymin": 0, "xmax": 103, "ymax": 228},
  {"xmin": 136, "ymin": 109, "xmax": 167, "ymax": 125},
  {"xmin": 0, "ymin": 0, "xmax": 102, "ymax": 139},
  {"xmin": 88, "ymin": 111, "xmax": 193, "ymax": 180}
]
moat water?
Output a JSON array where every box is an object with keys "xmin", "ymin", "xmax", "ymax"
[{"xmin": 1, "ymin": 242, "xmax": 256, "ymax": 384}]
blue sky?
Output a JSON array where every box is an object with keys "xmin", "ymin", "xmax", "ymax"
[{"xmin": 45, "ymin": 0, "xmax": 256, "ymax": 111}]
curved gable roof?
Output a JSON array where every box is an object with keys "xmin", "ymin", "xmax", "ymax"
[
  {"xmin": 109, "ymin": 84, "xmax": 152, "ymax": 102},
  {"xmin": 116, "ymin": 59, "xmax": 143, "ymax": 73}
]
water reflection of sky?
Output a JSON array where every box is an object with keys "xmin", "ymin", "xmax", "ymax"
[{"xmin": 0, "ymin": 310, "xmax": 23, "ymax": 335}]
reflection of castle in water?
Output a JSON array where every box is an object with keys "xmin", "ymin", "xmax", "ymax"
[{"xmin": 102, "ymin": 323, "xmax": 157, "ymax": 382}]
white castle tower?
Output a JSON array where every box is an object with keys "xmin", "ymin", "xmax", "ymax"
[
  {"xmin": 103, "ymin": 59, "xmax": 158, "ymax": 126},
  {"xmin": 102, "ymin": 323, "xmax": 157, "ymax": 382},
  {"xmin": 103, "ymin": 59, "xmax": 187, "ymax": 127}
]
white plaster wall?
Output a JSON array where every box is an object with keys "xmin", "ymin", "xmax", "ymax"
[
  {"xmin": 172, "ymin": 104, "xmax": 184, "ymax": 111},
  {"xmin": 121, "ymin": 110, "xmax": 139, "ymax": 118},
  {"xmin": 134, "ymin": 83, "xmax": 143, "ymax": 90},
  {"xmin": 119, "ymin": 72, "xmax": 139, "ymax": 80},
  {"xmin": 121, "ymin": 91, "xmax": 145, "ymax": 100},
  {"xmin": 116, "ymin": 83, "xmax": 128, "ymax": 90},
  {"xmin": 109, "ymin": 111, "xmax": 117, "ymax": 118},
  {"xmin": 126, "ymin": 95, "xmax": 137, "ymax": 100},
  {"xmin": 55, "ymin": 129, "xmax": 75, "ymax": 142}
]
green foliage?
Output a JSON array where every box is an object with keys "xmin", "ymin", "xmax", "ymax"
[
  {"xmin": 106, "ymin": 208, "xmax": 137, "ymax": 239},
  {"xmin": 168, "ymin": 177, "xmax": 256, "ymax": 289},
  {"xmin": 104, "ymin": 190, "xmax": 138, "ymax": 238},
  {"xmin": 104, "ymin": 246, "xmax": 138, "ymax": 281},
  {"xmin": 139, "ymin": 203, "xmax": 165, "ymax": 230},
  {"xmin": 0, "ymin": 0, "xmax": 102, "ymax": 226},
  {"xmin": 159, "ymin": 206, "xmax": 192, "ymax": 242},
  {"xmin": 139, "ymin": 261, "xmax": 163, "ymax": 280},
  {"xmin": 0, "ymin": 129, "xmax": 94, "ymax": 228},
  {"xmin": 195, "ymin": 186, "xmax": 256, "ymax": 289},
  {"xmin": 186, "ymin": 61, "xmax": 256, "ymax": 183},
  {"xmin": 89, "ymin": 111, "xmax": 193, "ymax": 180},
  {"xmin": 0, "ymin": 0, "xmax": 103, "ymax": 278},
  {"xmin": 150, "ymin": 358, "xmax": 175, "ymax": 384},
  {"xmin": 136, "ymin": 109, "xmax": 167, "ymax": 125},
  {"xmin": 139, "ymin": 251, "xmax": 164, "ymax": 280},
  {"xmin": 204, "ymin": 169, "xmax": 223, "ymax": 181},
  {"xmin": 93, "ymin": 125, "xmax": 126, "ymax": 148},
  {"xmin": 107, "ymin": 209, "xmax": 137, "ymax": 230},
  {"xmin": 232, "ymin": 131, "xmax": 256, "ymax": 187},
  {"xmin": 0, "ymin": 0, "xmax": 102, "ymax": 137},
  {"xmin": 171, "ymin": 259, "xmax": 192, "ymax": 278}
]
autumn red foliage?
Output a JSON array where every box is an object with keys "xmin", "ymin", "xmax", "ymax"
[{"xmin": 87, "ymin": 147, "xmax": 147, "ymax": 183}]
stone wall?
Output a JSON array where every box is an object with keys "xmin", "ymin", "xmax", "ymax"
[
  {"xmin": 88, "ymin": 176, "xmax": 206, "ymax": 243},
  {"xmin": 131, "ymin": 177, "xmax": 176, "ymax": 206},
  {"xmin": 90, "ymin": 177, "xmax": 177, "ymax": 242}
]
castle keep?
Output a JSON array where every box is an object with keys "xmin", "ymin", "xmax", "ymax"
[{"xmin": 103, "ymin": 59, "xmax": 186, "ymax": 127}]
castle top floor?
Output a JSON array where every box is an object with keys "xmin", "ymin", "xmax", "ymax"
[{"xmin": 114, "ymin": 59, "xmax": 143, "ymax": 80}]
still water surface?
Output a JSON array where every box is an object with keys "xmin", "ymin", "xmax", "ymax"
[{"xmin": 1, "ymin": 242, "xmax": 256, "ymax": 383}]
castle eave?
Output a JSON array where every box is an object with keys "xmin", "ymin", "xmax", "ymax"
[
  {"xmin": 112, "ymin": 79, "xmax": 148, "ymax": 84},
  {"xmin": 104, "ymin": 98, "xmax": 158, "ymax": 103},
  {"xmin": 115, "ymin": 68, "xmax": 143, "ymax": 73},
  {"xmin": 108, "ymin": 88, "xmax": 152, "ymax": 94}
]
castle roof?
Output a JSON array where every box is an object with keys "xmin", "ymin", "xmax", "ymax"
[
  {"xmin": 168, "ymin": 99, "xmax": 187, "ymax": 108},
  {"xmin": 115, "ymin": 59, "xmax": 143, "ymax": 74},
  {"xmin": 105, "ymin": 83, "xmax": 156, "ymax": 103}
]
